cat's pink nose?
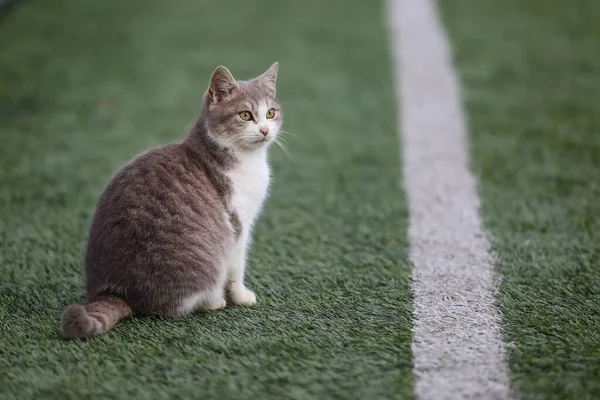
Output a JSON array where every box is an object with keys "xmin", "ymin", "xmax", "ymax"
[{"xmin": 259, "ymin": 126, "xmax": 269, "ymax": 136}]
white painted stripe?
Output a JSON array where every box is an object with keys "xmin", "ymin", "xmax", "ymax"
[{"xmin": 386, "ymin": 0, "xmax": 511, "ymax": 399}]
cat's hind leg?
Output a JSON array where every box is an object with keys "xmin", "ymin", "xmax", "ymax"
[
  {"xmin": 200, "ymin": 295, "xmax": 227, "ymax": 311},
  {"xmin": 179, "ymin": 273, "xmax": 227, "ymax": 314}
]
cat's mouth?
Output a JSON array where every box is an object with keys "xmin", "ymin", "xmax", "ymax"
[
  {"xmin": 237, "ymin": 137, "xmax": 269, "ymax": 150},
  {"xmin": 253, "ymin": 137, "xmax": 269, "ymax": 144}
]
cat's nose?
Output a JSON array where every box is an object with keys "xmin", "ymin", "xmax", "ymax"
[{"xmin": 259, "ymin": 126, "xmax": 269, "ymax": 136}]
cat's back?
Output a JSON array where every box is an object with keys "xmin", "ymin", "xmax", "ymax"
[{"xmin": 95, "ymin": 143, "xmax": 222, "ymax": 220}]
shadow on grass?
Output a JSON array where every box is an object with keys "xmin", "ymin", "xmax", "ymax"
[{"xmin": 0, "ymin": 0, "xmax": 27, "ymax": 22}]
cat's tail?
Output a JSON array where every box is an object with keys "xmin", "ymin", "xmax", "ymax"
[{"xmin": 60, "ymin": 295, "xmax": 132, "ymax": 339}]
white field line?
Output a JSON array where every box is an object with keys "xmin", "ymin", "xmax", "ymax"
[{"xmin": 386, "ymin": 0, "xmax": 511, "ymax": 399}]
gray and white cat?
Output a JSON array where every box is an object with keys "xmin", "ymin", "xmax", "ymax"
[{"xmin": 60, "ymin": 63, "xmax": 282, "ymax": 339}]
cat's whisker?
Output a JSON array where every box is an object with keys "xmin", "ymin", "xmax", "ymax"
[
  {"xmin": 273, "ymin": 137, "xmax": 292, "ymax": 160},
  {"xmin": 278, "ymin": 137, "xmax": 294, "ymax": 156},
  {"xmin": 279, "ymin": 128, "xmax": 297, "ymax": 135},
  {"xmin": 277, "ymin": 133, "xmax": 294, "ymax": 145},
  {"xmin": 275, "ymin": 143, "xmax": 291, "ymax": 160},
  {"xmin": 279, "ymin": 130, "xmax": 298, "ymax": 141}
]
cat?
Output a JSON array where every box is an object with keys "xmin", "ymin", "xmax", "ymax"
[{"xmin": 60, "ymin": 62, "xmax": 282, "ymax": 339}]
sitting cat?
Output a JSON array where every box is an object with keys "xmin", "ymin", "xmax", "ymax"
[{"xmin": 60, "ymin": 62, "xmax": 282, "ymax": 339}]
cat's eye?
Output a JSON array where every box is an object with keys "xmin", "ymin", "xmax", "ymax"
[
  {"xmin": 239, "ymin": 111, "xmax": 253, "ymax": 121},
  {"xmin": 266, "ymin": 108, "xmax": 276, "ymax": 119}
]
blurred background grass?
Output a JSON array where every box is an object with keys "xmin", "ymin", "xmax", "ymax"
[{"xmin": 440, "ymin": 0, "xmax": 600, "ymax": 398}]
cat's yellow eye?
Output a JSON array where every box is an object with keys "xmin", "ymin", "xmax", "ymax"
[
  {"xmin": 239, "ymin": 111, "xmax": 253, "ymax": 121},
  {"xmin": 266, "ymin": 108, "xmax": 276, "ymax": 119}
]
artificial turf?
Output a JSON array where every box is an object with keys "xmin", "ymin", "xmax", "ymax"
[
  {"xmin": 440, "ymin": 0, "xmax": 600, "ymax": 398},
  {"xmin": 0, "ymin": 0, "xmax": 414, "ymax": 399}
]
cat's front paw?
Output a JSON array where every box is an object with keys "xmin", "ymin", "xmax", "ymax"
[{"xmin": 230, "ymin": 288, "xmax": 257, "ymax": 306}]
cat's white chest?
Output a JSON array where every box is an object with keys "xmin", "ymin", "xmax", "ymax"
[{"xmin": 226, "ymin": 150, "xmax": 270, "ymax": 235}]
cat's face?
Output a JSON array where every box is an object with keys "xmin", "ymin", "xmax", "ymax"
[{"xmin": 205, "ymin": 63, "xmax": 282, "ymax": 151}]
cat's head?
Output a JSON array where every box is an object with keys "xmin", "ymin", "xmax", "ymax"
[{"xmin": 204, "ymin": 63, "xmax": 282, "ymax": 151}]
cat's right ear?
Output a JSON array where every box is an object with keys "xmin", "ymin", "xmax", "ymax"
[{"xmin": 208, "ymin": 66, "xmax": 238, "ymax": 103}]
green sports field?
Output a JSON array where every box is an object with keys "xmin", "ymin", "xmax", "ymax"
[
  {"xmin": 440, "ymin": 0, "xmax": 600, "ymax": 397},
  {"xmin": 1, "ymin": 0, "xmax": 599, "ymax": 399}
]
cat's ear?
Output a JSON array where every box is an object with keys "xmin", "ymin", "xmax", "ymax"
[
  {"xmin": 256, "ymin": 62, "xmax": 279, "ymax": 98},
  {"xmin": 208, "ymin": 66, "xmax": 238, "ymax": 103}
]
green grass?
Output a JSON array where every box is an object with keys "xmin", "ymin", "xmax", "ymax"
[
  {"xmin": 439, "ymin": 0, "xmax": 600, "ymax": 398},
  {"xmin": 0, "ymin": 0, "xmax": 414, "ymax": 399}
]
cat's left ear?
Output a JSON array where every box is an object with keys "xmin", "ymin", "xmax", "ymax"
[
  {"xmin": 256, "ymin": 62, "xmax": 279, "ymax": 98},
  {"xmin": 208, "ymin": 66, "xmax": 239, "ymax": 103}
]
